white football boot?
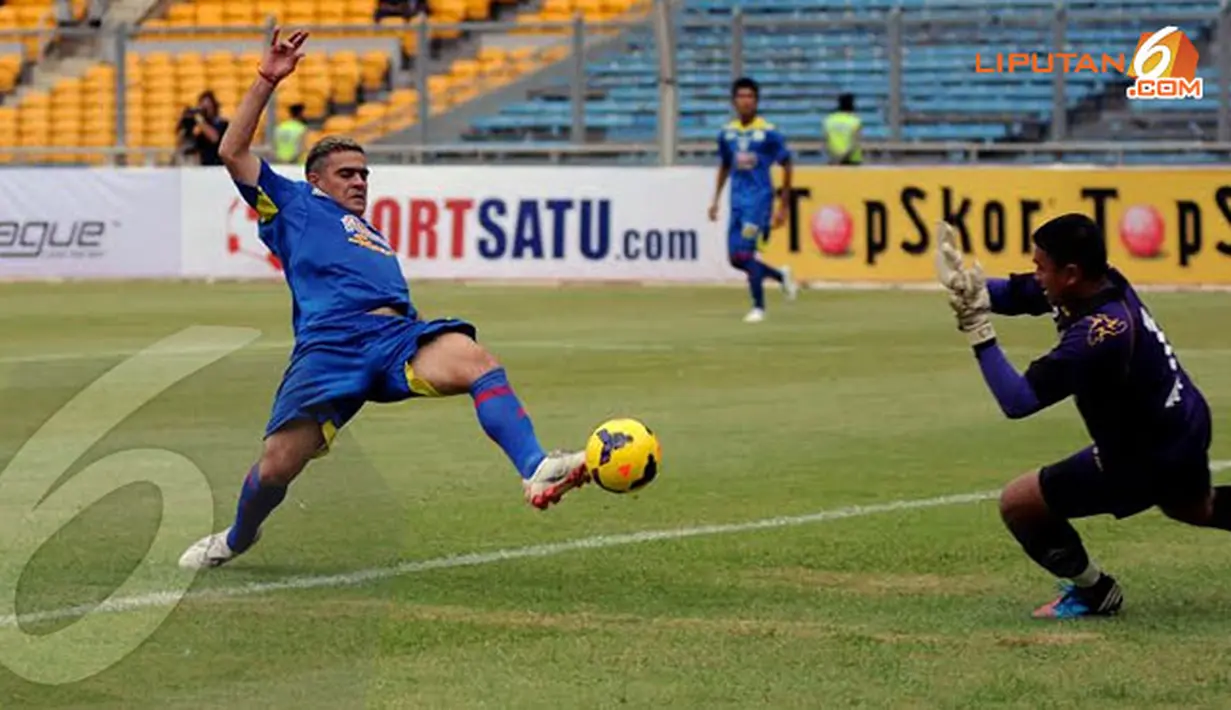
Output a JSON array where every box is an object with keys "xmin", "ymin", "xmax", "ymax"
[
  {"xmin": 743, "ymin": 308, "xmax": 765, "ymax": 323},
  {"xmin": 523, "ymin": 450, "xmax": 589, "ymax": 510},
  {"xmin": 178, "ymin": 526, "xmax": 257, "ymax": 570},
  {"xmin": 781, "ymin": 265, "xmax": 800, "ymax": 301}
]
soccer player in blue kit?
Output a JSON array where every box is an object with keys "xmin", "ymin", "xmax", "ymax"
[
  {"xmin": 708, "ymin": 77, "xmax": 799, "ymax": 323},
  {"xmin": 180, "ymin": 30, "xmax": 589, "ymax": 570},
  {"xmin": 937, "ymin": 213, "xmax": 1222, "ymax": 619}
]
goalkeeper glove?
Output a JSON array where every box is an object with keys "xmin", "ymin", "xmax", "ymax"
[{"xmin": 948, "ymin": 260, "xmax": 996, "ymax": 347}]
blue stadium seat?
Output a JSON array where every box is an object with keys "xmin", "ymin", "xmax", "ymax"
[{"xmin": 462, "ymin": 0, "xmax": 1224, "ymax": 160}]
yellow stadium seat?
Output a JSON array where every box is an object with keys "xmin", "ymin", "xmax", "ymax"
[
  {"xmin": 196, "ymin": 5, "xmax": 224, "ymax": 25},
  {"xmin": 344, "ymin": 3, "xmax": 371, "ymax": 23},
  {"xmin": 465, "ymin": 0, "xmax": 490, "ymax": 19},
  {"xmin": 359, "ymin": 52, "xmax": 387, "ymax": 91},
  {"xmin": 224, "ymin": 3, "xmax": 255, "ymax": 25},
  {"xmin": 17, "ymin": 6, "xmax": 49, "ymax": 27},
  {"xmin": 167, "ymin": 4, "xmax": 195, "ymax": 24},
  {"xmin": 430, "ymin": 11, "xmax": 464, "ymax": 41},
  {"xmin": 0, "ymin": 7, "xmax": 18, "ymax": 28},
  {"xmin": 285, "ymin": 0, "xmax": 314, "ymax": 23},
  {"xmin": 301, "ymin": 93, "xmax": 328, "ymax": 120},
  {"xmin": 387, "ymin": 88, "xmax": 416, "ymax": 110},
  {"xmin": 318, "ymin": 3, "xmax": 344, "ymax": 24},
  {"xmin": 254, "ymin": 0, "xmax": 283, "ymax": 23},
  {"xmin": 237, "ymin": 50, "xmax": 262, "ymax": 69},
  {"xmin": 142, "ymin": 18, "xmax": 171, "ymax": 33},
  {"xmin": 353, "ymin": 102, "xmax": 387, "ymax": 128},
  {"xmin": 331, "ymin": 79, "xmax": 358, "ymax": 106},
  {"xmin": 322, "ymin": 115, "xmax": 355, "ymax": 135},
  {"xmin": 541, "ymin": 46, "xmax": 569, "ymax": 62},
  {"xmin": 427, "ymin": 75, "xmax": 451, "ymax": 94},
  {"xmin": 477, "ymin": 47, "xmax": 506, "ymax": 63}
]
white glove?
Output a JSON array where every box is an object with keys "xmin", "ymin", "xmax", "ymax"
[
  {"xmin": 933, "ymin": 220, "xmax": 967, "ymax": 293},
  {"xmin": 948, "ymin": 260, "xmax": 996, "ymax": 347},
  {"xmin": 933, "ymin": 221, "xmax": 995, "ymax": 347}
]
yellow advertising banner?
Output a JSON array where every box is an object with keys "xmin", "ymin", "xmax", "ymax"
[{"xmin": 764, "ymin": 167, "xmax": 1231, "ymax": 285}]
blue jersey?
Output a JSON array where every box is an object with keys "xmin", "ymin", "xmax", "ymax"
[
  {"xmin": 992, "ymin": 268, "xmax": 1209, "ymax": 467},
  {"xmin": 235, "ymin": 160, "xmax": 413, "ymax": 337},
  {"xmin": 717, "ymin": 117, "xmax": 791, "ymax": 211}
]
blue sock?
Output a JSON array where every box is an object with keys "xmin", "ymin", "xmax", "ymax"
[
  {"xmin": 747, "ymin": 260, "xmax": 766, "ymax": 309},
  {"xmin": 471, "ymin": 367, "xmax": 547, "ymax": 479},
  {"xmin": 226, "ymin": 463, "xmax": 287, "ymax": 553},
  {"xmin": 759, "ymin": 260, "xmax": 784, "ymax": 283}
]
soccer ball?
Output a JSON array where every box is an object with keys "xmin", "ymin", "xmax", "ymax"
[{"xmin": 585, "ymin": 418, "xmax": 661, "ymax": 494}]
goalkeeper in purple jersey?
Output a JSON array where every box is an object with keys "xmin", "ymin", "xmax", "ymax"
[{"xmin": 937, "ymin": 213, "xmax": 1220, "ymax": 619}]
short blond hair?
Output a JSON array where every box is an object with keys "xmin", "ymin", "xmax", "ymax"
[{"xmin": 305, "ymin": 136, "xmax": 365, "ymax": 175}]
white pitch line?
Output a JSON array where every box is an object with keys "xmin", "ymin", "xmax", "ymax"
[
  {"xmin": 1, "ymin": 489, "xmax": 997, "ymax": 628},
  {"xmin": 4, "ymin": 460, "xmax": 1230, "ymax": 629}
]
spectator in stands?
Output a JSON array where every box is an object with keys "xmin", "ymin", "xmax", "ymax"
[
  {"xmin": 823, "ymin": 93, "xmax": 863, "ymax": 166},
  {"xmin": 178, "ymin": 90, "xmax": 229, "ymax": 166},
  {"xmin": 274, "ymin": 103, "xmax": 308, "ymax": 165},
  {"xmin": 375, "ymin": 0, "xmax": 422, "ymax": 20}
]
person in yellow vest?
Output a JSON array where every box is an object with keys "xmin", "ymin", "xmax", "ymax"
[
  {"xmin": 274, "ymin": 103, "xmax": 308, "ymax": 164},
  {"xmin": 824, "ymin": 93, "xmax": 863, "ymax": 166}
]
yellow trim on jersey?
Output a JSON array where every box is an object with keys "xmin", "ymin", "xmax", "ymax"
[
  {"xmin": 255, "ymin": 189, "xmax": 279, "ymax": 223},
  {"xmin": 725, "ymin": 116, "xmax": 775, "ymax": 131},
  {"xmin": 404, "ymin": 363, "xmax": 443, "ymax": 398}
]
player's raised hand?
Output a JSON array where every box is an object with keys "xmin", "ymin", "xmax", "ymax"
[
  {"xmin": 946, "ymin": 259, "xmax": 996, "ymax": 346},
  {"xmin": 933, "ymin": 220, "xmax": 966, "ymax": 293},
  {"xmin": 258, "ymin": 27, "xmax": 309, "ymax": 84}
]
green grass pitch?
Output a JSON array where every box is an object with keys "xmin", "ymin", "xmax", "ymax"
[{"xmin": 1, "ymin": 280, "xmax": 1230, "ymax": 709}]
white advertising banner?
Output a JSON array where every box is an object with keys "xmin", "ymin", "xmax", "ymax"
[
  {"xmin": 0, "ymin": 169, "xmax": 182, "ymax": 279},
  {"xmin": 180, "ymin": 165, "xmax": 735, "ymax": 282}
]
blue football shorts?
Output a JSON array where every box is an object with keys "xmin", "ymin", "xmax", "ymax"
[
  {"xmin": 265, "ymin": 312, "xmax": 476, "ymax": 453},
  {"xmin": 727, "ymin": 202, "xmax": 772, "ymax": 261}
]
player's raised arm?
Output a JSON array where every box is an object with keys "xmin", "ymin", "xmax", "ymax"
[
  {"xmin": 935, "ymin": 221, "xmax": 1049, "ymax": 316},
  {"xmin": 219, "ymin": 28, "xmax": 308, "ymax": 187}
]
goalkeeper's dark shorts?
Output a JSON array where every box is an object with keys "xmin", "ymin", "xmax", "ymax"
[{"xmin": 1039, "ymin": 438, "xmax": 1211, "ymax": 520}]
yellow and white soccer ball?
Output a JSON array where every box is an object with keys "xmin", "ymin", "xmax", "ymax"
[{"xmin": 585, "ymin": 418, "xmax": 661, "ymax": 494}]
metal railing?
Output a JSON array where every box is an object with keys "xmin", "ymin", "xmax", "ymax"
[{"xmin": 0, "ymin": 2, "xmax": 1228, "ymax": 166}]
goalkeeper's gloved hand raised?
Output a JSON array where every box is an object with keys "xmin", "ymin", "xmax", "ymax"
[
  {"xmin": 933, "ymin": 220, "xmax": 967, "ymax": 294},
  {"xmin": 933, "ymin": 221, "xmax": 995, "ymax": 347},
  {"xmin": 946, "ymin": 260, "xmax": 996, "ymax": 347}
]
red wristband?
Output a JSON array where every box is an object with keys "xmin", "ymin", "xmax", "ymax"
[{"xmin": 256, "ymin": 68, "xmax": 279, "ymax": 86}]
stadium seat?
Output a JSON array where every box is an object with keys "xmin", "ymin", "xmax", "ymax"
[{"xmin": 460, "ymin": 0, "xmax": 1220, "ymax": 153}]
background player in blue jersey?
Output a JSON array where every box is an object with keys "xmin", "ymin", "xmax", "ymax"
[
  {"xmin": 180, "ymin": 29, "xmax": 589, "ymax": 570},
  {"xmin": 937, "ymin": 213, "xmax": 1224, "ymax": 619},
  {"xmin": 708, "ymin": 77, "xmax": 799, "ymax": 323}
]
